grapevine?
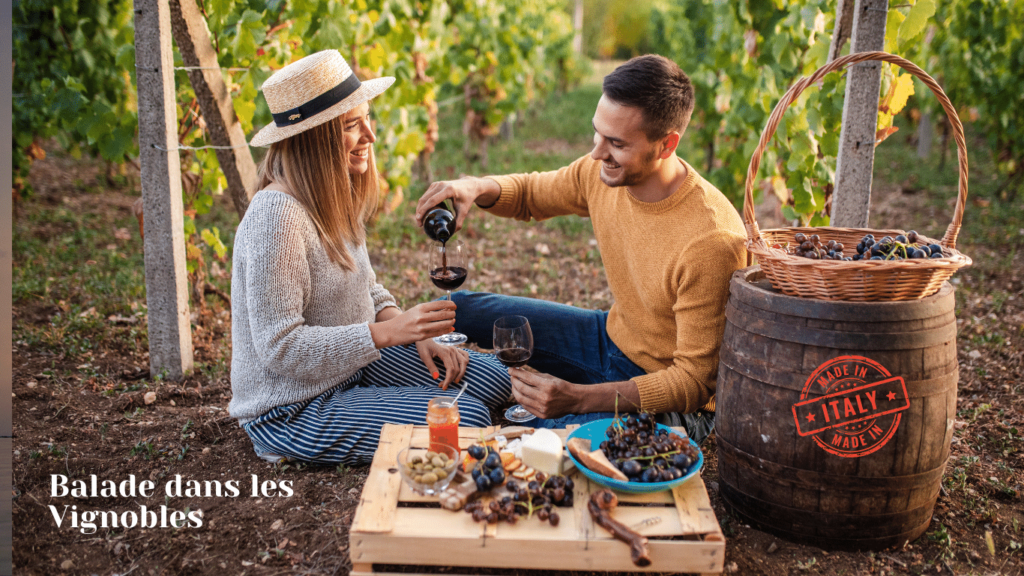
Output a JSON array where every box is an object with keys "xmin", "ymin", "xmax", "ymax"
[
  {"xmin": 913, "ymin": 0, "xmax": 1024, "ymax": 196},
  {"xmin": 15, "ymin": 0, "xmax": 580, "ymax": 308},
  {"xmin": 648, "ymin": 0, "xmax": 941, "ymax": 225}
]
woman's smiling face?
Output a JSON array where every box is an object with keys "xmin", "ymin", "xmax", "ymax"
[{"xmin": 342, "ymin": 102, "xmax": 375, "ymax": 175}]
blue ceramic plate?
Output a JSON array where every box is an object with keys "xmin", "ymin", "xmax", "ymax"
[{"xmin": 566, "ymin": 418, "xmax": 703, "ymax": 494}]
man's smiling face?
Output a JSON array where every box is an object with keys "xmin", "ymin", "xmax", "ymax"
[{"xmin": 589, "ymin": 95, "xmax": 659, "ymax": 188}]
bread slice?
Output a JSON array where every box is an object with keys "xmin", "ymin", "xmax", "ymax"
[
  {"xmin": 568, "ymin": 437, "xmax": 629, "ymax": 482},
  {"xmin": 566, "ymin": 437, "xmax": 591, "ymax": 461}
]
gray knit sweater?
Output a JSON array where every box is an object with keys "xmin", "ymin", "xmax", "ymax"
[{"xmin": 229, "ymin": 190, "xmax": 399, "ymax": 424}]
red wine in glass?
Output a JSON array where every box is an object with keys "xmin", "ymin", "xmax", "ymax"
[
  {"xmin": 493, "ymin": 316, "xmax": 536, "ymax": 423},
  {"xmin": 429, "ymin": 266, "xmax": 467, "ymax": 291},
  {"xmin": 428, "ymin": 240, "xmax": 468, "ymax": 346},
  {"xmin": 496, "ymin": 348, "xmax": 531, "ymax": 368}
]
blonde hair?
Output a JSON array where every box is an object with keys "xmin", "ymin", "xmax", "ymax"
[{"xmin": 255, "ymin": 115, "xmax": 379, "ymax": 271}]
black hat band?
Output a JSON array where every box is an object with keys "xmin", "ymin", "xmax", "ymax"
[{"xmin": 271, "ymin": 74, "xmax": 362, "ymax": 127}]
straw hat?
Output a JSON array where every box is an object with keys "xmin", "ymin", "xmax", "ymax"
[{"xmin": 249, "ymin": 50, "xmax": 395, "ymax": 147}]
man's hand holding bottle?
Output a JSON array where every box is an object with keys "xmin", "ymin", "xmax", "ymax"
[{"xmin": 414, "ymin": 176, "xmax": 502, "ymax": 232}]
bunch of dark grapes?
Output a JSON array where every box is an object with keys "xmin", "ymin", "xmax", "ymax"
[
  {"xmin": 464, "ymin": 473, "xmax": 572, "ymax": 526},
  {"xmin": 467, "ymin": 444, "xmax": 505, "ymax": 492},
  {"xmin": 783, "ymin": 233, "xmax": 850, "ymax": 261},
  {"xmin": 850, "ymin": 231, "xmax": 944, "ymax": 261},
  {"xmin": 600, "ymin": 412, "xmax": 700, "ymax": 483}
]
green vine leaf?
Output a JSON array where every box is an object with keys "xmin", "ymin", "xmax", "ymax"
[
  {"xmin": 899, "ymin": 0, "xmax": 936, "ymax": 50},
  {"xmin": 201, "ymin": 227, "xmax": 228, "ymax": 259},
  {"xmin": 885, "ymin": 8, "xmax": 907, "ymax": 54},
  {"xmin": 230, "ymin": 10, "xmax": 266, "ymax": 60}
]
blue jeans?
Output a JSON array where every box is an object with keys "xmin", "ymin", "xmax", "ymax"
[
  {"xmin": 450, "ymin": 291, "xmax": 642, "ymax": 429},
  {"xmin": 449, "ymin": 291, "xmax": 716, "ymax": 444}
]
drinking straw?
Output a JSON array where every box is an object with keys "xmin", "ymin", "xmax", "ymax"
[{"xmin": 451, "ymin": 379, "xmax": 469, "ymax": 405}]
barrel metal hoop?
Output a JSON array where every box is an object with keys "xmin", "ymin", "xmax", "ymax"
[
  {"xmin": 729, "ymin": 294, "xmax": 957, "ymax": 335},
  {"xmin": 716, "ymin": 436, "xmax": 948, "ymax": 493},
  {"xmin": 718, "ymin": 343, "xmax": 960, "ymax": 398},
  {"xmin": 720, "ymin": 483, "xmax": 933, "ymax": 550},
  {"xmin": 725, "ymin": 305, "xmax": 958, "ymax": 350}
]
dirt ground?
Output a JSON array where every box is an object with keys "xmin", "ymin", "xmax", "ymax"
[{"xmin": 11, "ymin": 145, "xmax": 1024, "ymax": 576}]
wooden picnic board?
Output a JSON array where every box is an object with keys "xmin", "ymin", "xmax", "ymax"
[{"xmin": 349, "ymin": 424, "xmax": 725, "ymax": 575}]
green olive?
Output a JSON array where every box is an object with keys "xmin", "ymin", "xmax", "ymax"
[
  {"xmin": 425, "ymin": 451, "xmax": 437, "ymax": 461},
  {"xmin": 421, "ymin": 472, "xmax": 438, "ymax": 484},
  {"xmin": 435, "ymin": 469, "xmax": 448, "ymax": 480},
  {"xmin": 409, "ymin": 455, "xmax": 423, "ymax": 465},
  {"xmin": 431, "ymin": 456, "xmax": 445, "ymax": 467}
]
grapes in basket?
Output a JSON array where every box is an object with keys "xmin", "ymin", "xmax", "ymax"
[
  {"xmin": 600, "ymin": 412, "xmax": 700, "ymax": 483},
  {"xmin": 779, "ymin": 231, "xmax": 945, "ymax": 262},
  {"xmin": 849, "ymin": 231, "xmax": 945, "ymax": 261},
  {"xmin": 781, "ymin": 233, "xmax": 850, "ymax": 261}
]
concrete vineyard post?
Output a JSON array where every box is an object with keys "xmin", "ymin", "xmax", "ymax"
[
  {"xmin": 134, "ymin": 0, "xmax": 194, "ymax": 380},
  {"xmin": 832, "ymin": 0, "xmax": 889, "ymax": 228}
]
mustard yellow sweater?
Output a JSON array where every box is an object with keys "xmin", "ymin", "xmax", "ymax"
[{"xmin": 487, "ymin": 155, "xmax": 747, "ymax": 414}]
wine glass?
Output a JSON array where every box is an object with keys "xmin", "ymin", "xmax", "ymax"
[
  {"xmin": 427, "ymin": 239, "xmax": 468, "ymax": 346},
  {"xmin": 493, "ymin": 315, "xmax": 536, "ymax": 423}
]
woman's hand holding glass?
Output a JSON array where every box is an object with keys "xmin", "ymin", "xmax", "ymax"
[{"xmin": 369, "ymin": 301, "xmax": 457, "ymax": 348}]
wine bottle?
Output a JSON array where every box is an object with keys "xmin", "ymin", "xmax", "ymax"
[{"xmin": 424, "ymin": 201, "xmax": 456, "ymax": 243}]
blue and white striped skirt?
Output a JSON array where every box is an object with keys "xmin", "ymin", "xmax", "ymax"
[{"xmin": 242, "ymin": 345, "xmax": 512, "ymax": 466}]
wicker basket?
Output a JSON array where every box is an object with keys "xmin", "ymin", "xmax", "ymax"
[{"xmin": 744, "ymin": 51, "xmax": 972, "ymax": 301}]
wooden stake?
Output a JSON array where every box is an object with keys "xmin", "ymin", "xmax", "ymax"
[
  {"xmin": 168, "ymin": 0, "xmax": 257, "ymax": 218},
  {"xmin": 573, "ymin": 0, "xmax": 584, "ymax": 54},
  {"xmin": 828, "ymin": 0, "xmax": 857, "ymax": 62}
]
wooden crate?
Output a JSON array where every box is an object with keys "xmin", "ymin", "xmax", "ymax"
[{"xmin": 349, "ymin": 424, "xmax": 725, "ymax": 575}]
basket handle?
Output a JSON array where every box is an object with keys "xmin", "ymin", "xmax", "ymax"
[{"xmin": 743, "ymin": 51, "xmax": 969, "ymax": 250}]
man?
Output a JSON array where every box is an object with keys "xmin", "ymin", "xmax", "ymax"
[{"xmin": 414, "ymin": 55, "xmax": 747, "ymax": 443}]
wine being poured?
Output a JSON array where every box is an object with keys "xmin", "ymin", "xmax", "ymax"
[
  {"xmin": 425, "ymin": 199, "xmax": 466, "ymax": 290},
  {"xmin": 429, "ymin": 235, "xmax": 467, "ymax": 292},
  {"xmin": 427, "ymin": 239, "xmax": 468, "ymax": 346}
]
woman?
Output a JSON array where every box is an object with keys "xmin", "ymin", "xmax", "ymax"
[{"xmin": 230, "ymin": 50, "xmax": 511, "ymax": 465}]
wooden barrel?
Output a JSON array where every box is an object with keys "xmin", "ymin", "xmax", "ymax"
[{"xmin": 716, "ymin": 266, "xmax": 958, "ymax": 550}]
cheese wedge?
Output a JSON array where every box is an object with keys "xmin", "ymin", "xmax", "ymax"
[{"xmin": 521, "ymin": 429, "xmax": 564, "ymax": 476}]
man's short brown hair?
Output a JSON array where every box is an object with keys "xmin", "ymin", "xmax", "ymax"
[{"xmin": 602, "ymin": 55, "xmax": 695, "ymax": 142}]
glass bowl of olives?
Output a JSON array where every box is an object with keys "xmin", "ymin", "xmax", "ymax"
[{"xmin": 396, "ymin": 444, "xmax": 461, "ymax": 496}]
